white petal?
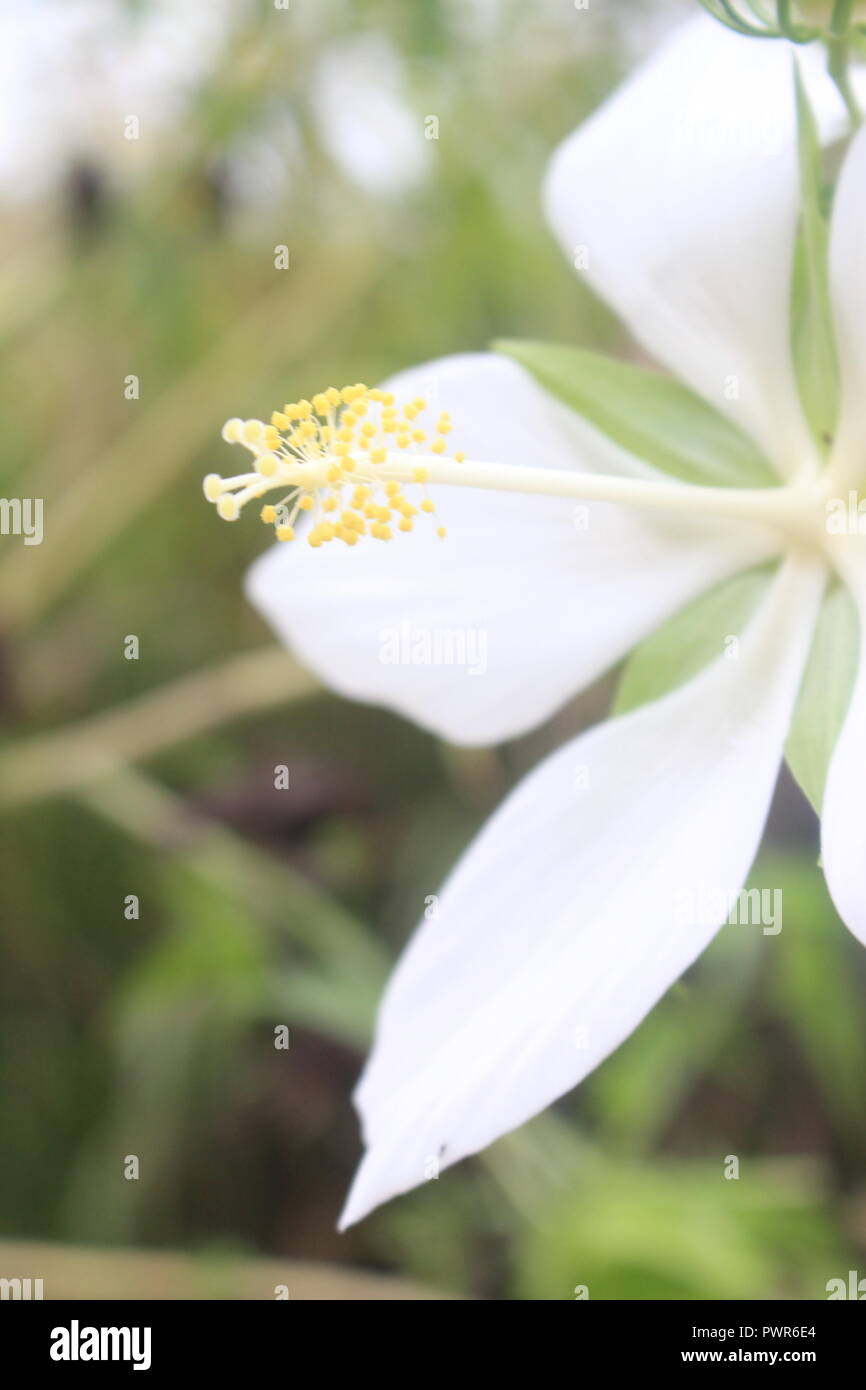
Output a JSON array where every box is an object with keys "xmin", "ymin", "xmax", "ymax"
[
  {"xmin": 827, "ymin": 121, "xmax": 866, "ymax": 491},
  {"xmin": 340, "ymin": 558, "xmax": 824, "ymax": 1227},
  {"xmin": 543, "ymin": 16, "xmax": 854, "ymax": 476},
  {"xmin": 247, "ymin": 354, "xmax": 780, "ymax": 746},
  {"xmin": 820, "ymin": 552, "xmax": 866, "ymax": 943}
]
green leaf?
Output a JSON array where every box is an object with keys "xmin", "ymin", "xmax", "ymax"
[
  {"xmin": 515, "ymin": 1154, "xmax": 839, "ymax": 1301},
  {"xmin": 785, "ymin": 582, "xmax": 858, "ymax": 814},
  {"xmin": 791, "ymin": 62, "xmax": 840, "ymax": 449},
  {"xmin": 613, "ymin": 565, "xmax": 775, "ymax": 717},
  {"xmin": 495, "ymin": 338, "xmax": 777, "ymax": 487}
]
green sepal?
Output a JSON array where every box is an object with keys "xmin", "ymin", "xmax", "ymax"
[
  {"xmin": 496, "ymin": 339, "xmax": 777, "ymax": 488},
  {"xmin": 791, "ymin": 61, "xmax": 840, "ymax": 451},
  {"xmin": 785, "ymin": 581, "xmax": 858, "ymax": 814},
  {"xmin": 613, "ymin": 565, "xmax": 775, "ymax": 717}
]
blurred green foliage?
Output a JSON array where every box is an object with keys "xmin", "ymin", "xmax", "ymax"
[{"xmin": 1, "ymin": 0, "xmax": 865, "ymax": 1300}]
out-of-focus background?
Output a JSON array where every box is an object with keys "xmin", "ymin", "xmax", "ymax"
[{"xmin": 1, "ymin": 0, "xmax": 865, "ymax": 1301}]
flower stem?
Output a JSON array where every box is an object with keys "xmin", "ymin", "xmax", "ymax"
[{"xmin": 827, "ymin": 1, "xmax": 862, "ymax": 129}]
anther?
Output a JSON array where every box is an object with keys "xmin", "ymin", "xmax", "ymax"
[{"xmin": 205, "ymin": 381, "xmax": 462, "ymax": 548}]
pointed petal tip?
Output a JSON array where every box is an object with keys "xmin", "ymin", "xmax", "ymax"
[
  {"xmin": 335, "ymin": 1208, "xmax": 356, "ymax": 1234},
  {"xmin": 337, "ymin": 1156, "xmax": 391, "ymax": 1231},
  {"xmin": 336, "ymin": 1189, "xmax": 364, "ymax": 1233},
  {"xmin": 334, "ymin": 563, "xmax": 824, "ymax": 1233}
]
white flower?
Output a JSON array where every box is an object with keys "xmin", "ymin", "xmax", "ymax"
[
  {"xmin": 311, "ymin": 34, "xmax": 432, "ymax": 198},
  {"xmin": 0, "ymin": 0, "xmax": 232, "ymax": 203},
  {"xmin": 207, "ymin": 17, "xmax": 866, "ymax": 1225}
]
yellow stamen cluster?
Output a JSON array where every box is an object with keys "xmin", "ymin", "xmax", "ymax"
[{"xmin": 203, "ymin": 383, "xmax": 464, "ymax": 548}]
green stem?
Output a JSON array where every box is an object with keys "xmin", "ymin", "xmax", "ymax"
[
  {"xmin": 0, "ymin": 645, "xmax": 318, "ymax": 811},
  {"xmin": 715, "ymin": 0, "xmax": 778, "ymax": 36},
  {"xmin": 776, "ymin": 1, "xmax": 820, "ymax": 43},
  {"xmin": 827, "ymin": 2, "xmax": 863, "ymax": 129}
]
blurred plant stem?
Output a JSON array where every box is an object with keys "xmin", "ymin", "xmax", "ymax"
[
  {"xmin": 827, "ymin": 0, "xmax": 863, "ymax": 129},
  {"xmin": 0, "ymin": 1239, "xmax": 444, "ymax": 1300},
  {"xmin": 77, "ymin": 763, "xmax": 387, "ymax": 986},
  {"xmin": 0, "ymin": 246, "xmax": 378, "ymax": 629},
  {"xmin": 0, "ymin": 243, "xmax": 69, "ymax": 349},
  {"xmin": 0, "ymin": 645, "xmax": 318, "ymax": 810}
]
